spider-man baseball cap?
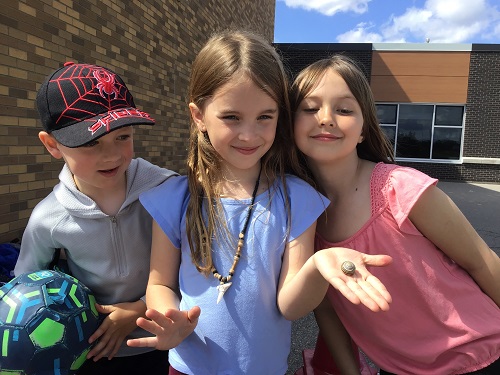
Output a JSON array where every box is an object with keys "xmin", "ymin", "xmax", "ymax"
[{"xmin": 36, "ymin": 62, "xmax": 155, "ymax": 148}]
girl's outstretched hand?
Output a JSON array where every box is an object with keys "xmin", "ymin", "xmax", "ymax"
[
  {"xmin": 313, "ymin": 247, "xmax": 393, "ymax": 312},
  {"xmin": 126, "ymin": 306, "xmax": 201, "ymax": 350}
]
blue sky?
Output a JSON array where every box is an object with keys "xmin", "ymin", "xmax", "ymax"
[{"xmin": 274, "ymin": 0, "xmax": 500, "ymax": 43}]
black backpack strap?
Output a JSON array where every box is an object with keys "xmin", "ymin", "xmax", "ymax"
[{"xmin": 48, "ymin": 248, "xmax": 62, "ymax": 270}]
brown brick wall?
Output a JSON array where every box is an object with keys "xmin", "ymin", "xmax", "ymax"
[
  {"xmin": 0, "ymin": 0, "xmax": 275, "ymax": 243},
  {"xmin": 465, "ymin": 50, "xmax": 500, "ymax": 159}
]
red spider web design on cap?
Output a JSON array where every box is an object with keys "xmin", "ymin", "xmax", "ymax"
[{"xmin": 51, "ymin": 63, "xmax": 136, "ymax": 131}]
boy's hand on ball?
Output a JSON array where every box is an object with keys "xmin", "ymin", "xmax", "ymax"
[{"xmin": 87, "ymin": 300, "xmax": 147, "ymax": 361}]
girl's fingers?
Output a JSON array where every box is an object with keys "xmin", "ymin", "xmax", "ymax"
[
  {"xmin": 127, "ymin": 337, "xmax": 158, "ymax": 348},
  {"xmin": 187, "ymin": 306, "xmax": 201, "ymax": 323},
  {"xmin": 363, "ymin": 254, "xmax": 393, "ymax": 267},
  {"xmin": 329, "ymin": 277, "xmax": 362, "ymax": 305},
  {"xmin": 345, "ymin": 278, "xmax": 382, "ymax": 312},
  {"xmin": 136, "ymin": 316, "xmax": 167, "ymax": 336},
  {"xmin": 329, "ymin": 269, "xmax": 392, "ymax": 312},
  {"xmin": 365, "ymin": 274, "xmax": 392, "ymax": 303},
  {"xmin": 355, "ymin": 267, "xmax": 392, "ymax": 310},
  {"xmin": 356, "ymin": 279, "xmax": 391, "ymax": 311}
]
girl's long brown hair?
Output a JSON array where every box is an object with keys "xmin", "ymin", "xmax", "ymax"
[{"xmin": 186, "ymin": 30, "xmax": 305, "ymax": 275}]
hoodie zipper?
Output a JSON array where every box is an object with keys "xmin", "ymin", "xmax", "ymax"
[{"xmin": 110, "ymin": 215, "xmax": 126, "ymax": 275}]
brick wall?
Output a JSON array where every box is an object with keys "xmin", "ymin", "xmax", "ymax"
[
  {"xmin": 464, "ymin": 49, "xmax": 500, "ymax": 158},
  {"xmin": 274, "ymin": 43, "xmax": 373, "ymax": 80},
  {"xmin": 397, "ymin": 161, "xmax": 500, "ymax": 182},
  {"xmin": 0, "ymin": 0, "xmax": 275, "ymax": 243}
]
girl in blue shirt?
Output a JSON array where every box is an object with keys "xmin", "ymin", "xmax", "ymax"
[{"xmin": 127, "ymin": 30, "xmax": 392, "ymax": 375}]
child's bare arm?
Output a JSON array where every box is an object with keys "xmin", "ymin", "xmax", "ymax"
[
  {"xmin": 127, "ymin": 220, "xmax": 200, "ymax": 350},
  {"xmin": 144, "ymin": 220, "xmax": 182, "ymax": 312},
  {"xmin": 314, "ymin": 297, "xmax": 360, "ymax": 375},
  {"xmin": 410, "ymin": 185, "xmax": 500, "ymax": 307}
]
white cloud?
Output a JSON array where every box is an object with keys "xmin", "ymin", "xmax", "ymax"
[
  {"xmin": 337, "ymin": 23, "xmax": 392, "ymax": 43},
  {"xmin": 382, "ymin": 0, "xmax": 497, "ymax": 43},
  {"xmin": 281, "ymin": 0, "xmax": 371, "ymax": 16},
  {"xmin": 335, "ymin": 0, "xmax": 500, "ymax": 43}
]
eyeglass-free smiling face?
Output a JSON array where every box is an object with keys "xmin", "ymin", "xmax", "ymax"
[
  {"xmin": 40, "ymin": 126, "xmax": 134, "ymax": 200},
  {"xmin": 294, "ymin": 68, "xmax": 364, "ymax": 164},
  {"xmin": 190, "ymin": 75, "xmax": 278, "ymax": 180}
]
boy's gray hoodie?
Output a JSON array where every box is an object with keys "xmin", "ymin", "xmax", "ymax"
[{"xmin": 15, "ymin": 157, "xmax": 177, "ymax": 356}]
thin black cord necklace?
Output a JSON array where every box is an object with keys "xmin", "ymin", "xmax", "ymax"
[{"xmin": 212, "ymin": 166, "xmax": 262, "ymax": 304}]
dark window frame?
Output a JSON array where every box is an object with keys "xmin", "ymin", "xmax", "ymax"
[{"xmin": 376, "ymin": 103, "xmax": 466, "ymax": 163}]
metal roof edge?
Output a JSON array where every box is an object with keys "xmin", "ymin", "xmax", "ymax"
[
  {"xmin": 274, "ymin": 42, "xmax": 500, "ymax": 52},
  {"xmin": 372, "ymin": 43, "xmax": 472, "ymax": 51},
  {"xmin": 273, "ymin": 43, "xmax": 372, "ymax": 51},
  {"xmin": 472, "ymin": 44, "xmax": 500, "ymax": 51}
]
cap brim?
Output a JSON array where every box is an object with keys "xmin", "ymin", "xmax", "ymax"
[{"xmin": 50, "ymin": 107, "xmax": 155, "ymax": 148}]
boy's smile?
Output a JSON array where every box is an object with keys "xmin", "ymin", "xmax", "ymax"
[
  {"xmin": 98, "ymin": 166, "xmax": 120, "ymax": 177},
  {"xmin": 44, "ymin": 126, "xmax": 135, "ymax": 204}
]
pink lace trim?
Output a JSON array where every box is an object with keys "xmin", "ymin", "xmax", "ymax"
[{"xmin": 370, "ymin": 163, "xmax": 397, "ymax": 215}]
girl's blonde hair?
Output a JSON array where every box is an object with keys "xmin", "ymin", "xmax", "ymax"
[
  {"xmin": 186, "ymin": 30, "xmax": 302, "ymax": 275},
  {"xmin": 290, "ymin": 55, "xmax": 394, "ymax": 173}
]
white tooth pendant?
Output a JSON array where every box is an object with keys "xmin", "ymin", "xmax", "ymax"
[
  {"xmin": 211, "ymin": 168, "xmax": 261, "ymax": 306},
  {"xmin": 216, "ymin": 282, "xmax": 232, "ymax": 304}
]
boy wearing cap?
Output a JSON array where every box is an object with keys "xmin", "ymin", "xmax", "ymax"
[{"xmin": 14, "ymin": 62, "xmax": 177, "ymax": 375}]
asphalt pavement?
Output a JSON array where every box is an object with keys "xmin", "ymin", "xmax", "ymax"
[{"xmin": 286, "ymin": 181, "xmax": 500, "ymax": 374}]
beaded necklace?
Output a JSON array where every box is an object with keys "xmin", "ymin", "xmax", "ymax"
[{"xmin": 212, "ymin": 167, "xmax": 262, "ymax": 304}]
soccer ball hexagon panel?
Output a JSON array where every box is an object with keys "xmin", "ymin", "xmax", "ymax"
[{"xmin": 0, "ymin": 270, "xmax": 100, "ymax": 375}]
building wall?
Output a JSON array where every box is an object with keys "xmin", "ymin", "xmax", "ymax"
[
  {"xmin": 465, "ymin": 49, "xmax": 500, "ymax": 160},
  {"xmin": 373, "ymin": 46, "xmax": 500, "ymax": 182},
  {"xmin": 371, "ymin": 51, "xmax": 470, "ymax": 103},
  {"xmin": 276, "ymin": 43, "xmax": 500, "ymax": 184},
  {"xmin": 0, "ymin": 0, "xmax": 275, "ymax": 243},
  {"xmin": 395, "ymin": 161, "xmax": 500, "ymax": 182},
  {"xmin": 274, "ymin": 43, "xmax": 373, "ymax": 81}
]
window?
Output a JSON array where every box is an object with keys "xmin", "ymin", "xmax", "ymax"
[{"xmin": 376, "ymin": 103, "xmax": 465, "ymax": 161}]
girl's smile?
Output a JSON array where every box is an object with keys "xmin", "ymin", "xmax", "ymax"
[
  {"xmin": 190, "ymin": 74, "xmax": 278, "ymax": 179},
  {"xmin": 311, "ymin": 132, "xmax": 342, "ymax": 141},
  {"xmin": 233, "ymin": 145, "xmax": 260, "ymax": 155}
]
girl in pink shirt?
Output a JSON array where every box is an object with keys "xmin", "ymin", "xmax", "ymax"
[{"xmin": 291, "ymin": 55, "xmax": 500, "ymax": 374}]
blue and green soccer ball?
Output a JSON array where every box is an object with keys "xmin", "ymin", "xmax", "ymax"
[{"xmin": 0, "ymin": 270, "xmax": 100, "ymax": 374}]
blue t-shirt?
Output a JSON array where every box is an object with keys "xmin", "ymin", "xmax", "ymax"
[{"xmin": 140, "ymin": 175, "xmax": 328, "ymax": 375}]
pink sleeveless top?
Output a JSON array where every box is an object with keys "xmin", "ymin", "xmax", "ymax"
[{"xmin": 316, "ymin": 163, "xmax": 500, "ymax": 374}]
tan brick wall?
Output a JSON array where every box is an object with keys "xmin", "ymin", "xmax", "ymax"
[{"xmin": 0, "ymin": 0, "xmax": 275, "ymax": 243}]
